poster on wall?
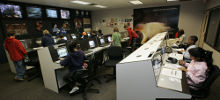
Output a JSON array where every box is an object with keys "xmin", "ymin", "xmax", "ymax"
[
  {"xmin": 6, "ymin": 24, "xmax": 27, "ymax": 35},
  {"xmin": 83, "ymin": 18, "xmax": 91, "ymax": 24},
  {"xmin": 74, "ymin": 17, "xmax": 83, "ymax": 33},
  {"xmin": 84, "ymin": 28, "xmax": 91, "ymax": 32}
]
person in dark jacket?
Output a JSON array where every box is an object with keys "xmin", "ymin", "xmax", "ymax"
[
  {"xmin": 60, "ymin": 41, "xmax": 87, "ymax": 94},
  {"xmin": 57, "ymin": 35, "xmax": 67, "ymax": 44},
  {"xmin": 41, "ymin": 30, "xmax": 55, "ymax": 47},
  {"xmin": 4, "ymin": 33, "xmax": 27, "ymax": 81}
]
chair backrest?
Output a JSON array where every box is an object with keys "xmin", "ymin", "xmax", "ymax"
[
  {"xmin": 107, "ymin": 46, "xmax": 123, "ymax": 60},
  {"xmin": 94, "ymin": 50, "xmax": 104, "ymax": 66},
  {"xmin": 203, "ymin": 65, "xmax": 220, "ymax": 90}
]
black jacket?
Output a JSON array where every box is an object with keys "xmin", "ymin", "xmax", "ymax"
[
  {"xmin": 41, "ymin": 34, "xmax": 55, "ymax": 47},
  {"xmin": 57, "ymin": 39, "xmax": 67, "ymax": 44}
]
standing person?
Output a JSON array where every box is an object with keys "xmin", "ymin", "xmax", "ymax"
[
  {"xmin": 134, "ymin": 24, "xmax": 144, "ymax": 47},
  {"xmin": 112, "ymin": 27, "xmax": 122, "ymax": 47},
  {"xmin": 60, "ymin": 41, "xmax": 87, "ymax": 94},
  {"xmin": 4, "ymin": 33, "xmax": 27, "ymax": 81},
  {"xmin": 41, "ymin": 30, "xmax": 55, "ymax": 47},
  {"xmin": 98, "ymin": 29, "xmax": 103, "ymax": 37},
  {"xmin": 124, "ymin": 23, "xmax": 138, "ymax": 46},
  {"xmin": 183, "ymin": 35, "xmax": 198, "ymax": 63},
  {"xmin": 179, "ymin": 47, "xmax": 213, "ymax": 90}
]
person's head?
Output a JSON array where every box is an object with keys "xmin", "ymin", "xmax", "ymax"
[
  {"xmin": 98, "ymin": 29, "xmax": 102, "ymax": 34},
  {"xmin": 7, "ymin": 33, "xmax": 15, "ymax": 38},
  {"xmin": 59, "ymin": 35, "xmax": 64, "ymax": 39},
  {"xmin": 62, "ymin": 24, "xmax": 66, "ymax": 28},
  {"xmin": 189, "ymin": 47, "xmax": 213, "ymax": 70},
  {"xmin": 124, "ymin": 23, "xmax": 130, "ymax": 29},
  {"xmin": 188, "ymin": 35, "xmax": 198, "ymax": 45},
  {"xmin": 68, "ymin": 40, "xmax": 79, "ymax": 53},
  {"xmin": 178, "ymin": 29, "xmax": 184, "ymax": 36},
  {"xmin": 43, "ymin": 30, "xmax": 50, "ymax": 35},
  {"xmin": 113, "ymin": 27, "xmax": 119, "ymax": 33}
]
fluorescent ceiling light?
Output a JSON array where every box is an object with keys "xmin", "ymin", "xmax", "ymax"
[
  {"xmin": 94, "ymin": 5, "xmax": 107, "ymax": 8},
  {"xmin": 167, "ymin": 0, "xmax": 179, "ymax": 1},
  {"xmin": 71, "ymin": 0, "xmax": 91, "ymax": 5},
  {"xmin": 129, "ymin": 0, "xmax": 143, "ymax": 5}
]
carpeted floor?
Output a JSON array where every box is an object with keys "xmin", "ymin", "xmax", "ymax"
[{"xmin": 0, "ymin": 63, "xmax": 219, "ymax": 100}]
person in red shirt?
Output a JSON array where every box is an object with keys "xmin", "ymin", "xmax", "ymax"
[
  {"xmin": 124, "ymin": 24, "xmax": 138, "ymax": 45},
  {"xmin": 4, "ymin": 33, "xmax": 27, "ymax": 81}
]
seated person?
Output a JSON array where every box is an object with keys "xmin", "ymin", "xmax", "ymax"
[
  {"xmin": 60, "ymin": 41, "xmax": 87, "ymax": 94},
  {"xmin": 183, "ymin": 35, "xmax": 198, "ymax": 63},
  {"xmin": 179, "ymin": 47, "xmax": 213, "ymax": 90},
  {"xmin": 57, "ymin": 35, "xmax": 67, "ymax": 44},
  {"xmin": 41, "ymin": 30, "xmax": 55, "ymax": 47}
]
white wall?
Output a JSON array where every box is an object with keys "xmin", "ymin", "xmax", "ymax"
[
  {"xmin": 92, "ymin": 0, "xmax": 205, "ymax": 38},
  {"xmin": 92, "ymin": 8, "xmax": 133, "ymax": 35}
]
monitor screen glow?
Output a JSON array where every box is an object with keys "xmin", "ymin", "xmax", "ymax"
[
  {"xmin": 26, "ymin": 7, "xmax": 42, "ymax": 18},
  {"xmin": 60, "ymin": 9, "xmax": 70, "ymax": 19},
  {"xmin": 89, "ymin": 40, "xmax": 95, "ymax": 48},
  {"xmin": 0, "ymin": 4, "xmax": 22, "ymax": 18},
  {"xmin": 108, "ymin": 36, "xmax": 112, "ymax": 42},
  {"xmin": 57, "ymin": 48, "xmax": 68, "ymax": 58},
  {"xmin": 63, "ymin": 36, "xmax": 67, "ymax": 40},
  {"xmin": 72, "ymin": 35, "xmax": 76, "ymax": 39},
  {"xmin": 100, "ymin": 39, "xmax": 105, "ymax": 44},
  {"xmin": 46, "ymin": 9, "xmax": 58, "ymax": 18}
]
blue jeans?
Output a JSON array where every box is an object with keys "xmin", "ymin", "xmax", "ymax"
[{"xmin": 13, "ymin": 60, "xmax": 26, "ymax": 79}]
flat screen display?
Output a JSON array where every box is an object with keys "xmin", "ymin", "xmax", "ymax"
[
  {"xmin": 46, "ymin": 9, "xmax": 58, "ymax": 18},
  {"xmin": 57, "ymin": 48, "xmax": 68, "ymax": 58},
  {"xmin": 89, "ymin": 40, "xmax": 95, "ymax": 48},
  {"xmin": 108, "ymin": 36, "xmax": 112, "ymax": 42},
  {"xmin": 100, "ymin": 39, "xmax": 105, "ymax": 44},
  {"xmin": 54, "ymin": 39, "xmax": 57, "ymax": 43},
  {"xmin": 0, "ymin": 4, "xmax": 22, "ymax": 18},
  {"xmin": 72, "ymin": 35, "xmax": 76, "ymax": 39},
  {"xmin": 63, "ymin": 36, "xmax": 67, "ymax": 40},
  {"xmin": 26, "ymin": 7, "xmax": 42, "ymax": 18},
  {"xmin": 60, "ymin": 9, "xmax": 70, "ymax": 19},
  {"xmin": 87, "ymin": 32, "xmax": 91, "ymax": 37}
]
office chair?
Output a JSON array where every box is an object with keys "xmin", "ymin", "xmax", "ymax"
[
  {"xmin": 104, "ymin": 46, "xmax": 123, "ymax": 83},
  {"xmin": 69, "ymin": 59, "xmax": 100, "ymax": 100},
  {"xmin": 190, "ymin": 65, "xmax": 220, "ymax": 99},
  {"xmin": 92, "ymin": 50, "xmax": 105, "ymax": 84},
  {"xmin": 24, "ymin": 50, "xmax": 41, "ymax": 81}
]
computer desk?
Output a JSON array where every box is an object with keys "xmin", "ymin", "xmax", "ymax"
[
  {"xmin": 37, "ymin": 44, "xmax": 111, "ymax": 93},
  {"xmin": 116, "ymin": 32, "xmax": 191, "ymax": 100}
]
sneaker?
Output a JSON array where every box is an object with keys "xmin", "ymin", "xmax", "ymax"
[
  {"xmin": 14, "ymin": 77, "xmax": 24, "ymax": 81},
  {"xmin": 69, "ymin": 86, "xmax": 79, "ymax": 94}
]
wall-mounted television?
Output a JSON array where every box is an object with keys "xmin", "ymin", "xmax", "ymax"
[
  {"xmin": 26, "ymin": 6, "xmax": 42, "ymax": 18},
  {"xmin": 0, "ymin": 4, "xmax": 22, "ymax": 18},
  {"xmin": 60, "ymin": 9, "xmax": 70, "ymax": 19},
  {"xmin": 46, "ymin": 8, "xmax": 58, "ymax": 18}
]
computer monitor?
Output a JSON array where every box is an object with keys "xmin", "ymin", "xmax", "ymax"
[
  {"xmin": 100, "ymin": 38, "xmax": 105, "ymax": 45},
  {"xmin": 107, "ymin": 36, "xmax": 112, "ymax": 42},
  {"xmin": 72, "ymin": 35, "xmax": 76, "ymax": 39},
  {"xmin": 87, "ymin": 32, "xmax": 91, "ymax": 37},
  {"xmin": 89, "ymin": 40, "xmax": 95, "ymax": 48},
  {"xmin": 57, "ymin": 47, "xmax": 68, "ymax": 58},
  {"xmin": 63, "ymin": 36, "xmax": 67, "ymax": 40},
  {"xmin": 54, "ymin": 39, "xmax": 57, "ymax": 43}
]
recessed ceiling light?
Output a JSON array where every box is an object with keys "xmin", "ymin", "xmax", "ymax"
[
  {"xmin": 167, "ymin": 0, "xmax": 179, "ymax": 2},
  {"xmin": 94, "ymin": 5, "xmax": 107, "ymax": 8},
  {"xmin": 129, "ymin": 0, "xmax": 143, "ymax": 5},
  {"xmin": 71, "ymin": 0, "xmax": 91, "ymax": 5}
]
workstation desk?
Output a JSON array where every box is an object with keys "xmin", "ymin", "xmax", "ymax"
[
  {"xmin": 116, "ymin": 32, "xmax": 191, "ymax": 100},
  {"xmin": 37, "ymin": 43, "xmax": 111, "ymax": 93}
]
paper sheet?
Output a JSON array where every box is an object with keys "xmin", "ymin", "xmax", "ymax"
[
  {"xmin": 163, "ymin": 63, "xmax": 182, "ymax": 70},
  {"xmin": 160, "ymin": 68, "xmax": 182, "ymax": 79},
  {"xmin": 169, "ymin": 53, "xmax": 183, "ymax": 60}
]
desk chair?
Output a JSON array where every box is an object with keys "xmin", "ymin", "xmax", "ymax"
[
  {"xmin": 92, "ymin": 50, "xmax": 105, "ymax": 84},
  {"xmin": 190, "ymin": 65, "xmax": 220, "ymax": 99},
  {"xmin": 25, "ymin": 50, "xmax": 41, "ymax": 81},
  {"xmin": 104, "ymin": 46, "xmax": 123, "ymax": 83},
  {"xmin": 68, "ymin": 59, "xmax": 100, "ymax": 100}
]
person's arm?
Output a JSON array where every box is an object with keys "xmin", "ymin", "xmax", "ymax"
[
  {"xmin": 17, "ymin": 41, "xmax": 27, "ymax": 56},
  {"xmin": 132, "ymin": 30, "xmax": 138, "ymax": 38},
  {"xmin": 60, "ymin": 55, "xmax": 70, "ymax": 66}
]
